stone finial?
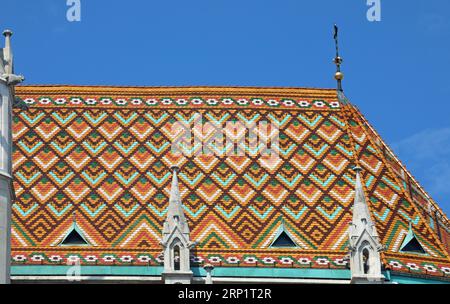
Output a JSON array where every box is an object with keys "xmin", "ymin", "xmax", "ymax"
[
  {"xmin": 163, "ymin": 166, "xmax": 190, "ymax": 234},
  {"xmin": 2, "ymin": 30, "xmax": 12, "ymax": 71},
  {"xmin": 3, "ymin": 29, "xmax": 12, "ymax": 36},
  {"xmin": 203, "ymin": 264, "xmax": 214, "ymax": 284},
  {"xmin": 1, "ymin": 29, "xmax": 24, "ymax": 85},
  {"xmin": 3, "ymin": 29, "xmax": 13, "ymax": 51},
  {"xmin": 169, "ymin": 166, "xmax": 181, "ymax": 202},
  {"xmin": 167, "ymin": 165, "xmax": 187, "ymax": 229},
  {"xmin": 352, "ymin": 166, "xmax": 373, "ymax": 226}
]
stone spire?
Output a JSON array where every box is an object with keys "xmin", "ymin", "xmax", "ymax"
[
  {"xmin": 348, "ymin": 166, "xmax": 385, "ymax": 284},
  {"xmin": 0, "ymin": 29, "xmax": 24, "ymax": 284},
  {"xmin": 1, "ymin": 30, "xmax": 24, "ymax": 85},
  {"xmin": 161, "ymin": 166, "xmax": 196, "ymax": 284},
  {"xmin": 164, "ymin": 166, "xmax": 189, "ymax": 235},
  {"xmin": 352, "ymin": 166, "xmax": 374, "ymax": 228}
]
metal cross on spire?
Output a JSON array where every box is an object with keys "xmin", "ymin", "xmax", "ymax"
[
  {"xmin": 333, "ymin": 24, "xmax": 339, "ymax": 56},
  {"xmin": 333, "ymin": 24, "xmax": 344, "ymax": 92}
]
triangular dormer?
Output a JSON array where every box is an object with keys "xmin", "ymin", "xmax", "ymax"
[
  {"xmin": 269, "ymin": 220, "xmax": 298, "ymax": 248},
  {"xmin": 59, "ymin": 213, "xmax": 90, "ymax": 246},
  {"xmin": 400, "ymin": 223, "xmax": 426, "ymax": 254}
]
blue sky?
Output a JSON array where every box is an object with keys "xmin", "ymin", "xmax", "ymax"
[{"xmin": 1, "ymin": 0, "xmax": 449, "ymax": 215}]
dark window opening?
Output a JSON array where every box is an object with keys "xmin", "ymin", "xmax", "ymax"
[
  {"xmin": 271, "ymin": 231, "xmax": 297, "ymax": 248},
  {"xmin": 362, "ymin": 248, "xmax": 370, "ymax": 274},
  {"xmin": 61, "ymin": 229, "xmax": 88, "ymax": 246},
  {"xmin": 174, "ymin": 246, "xmax": 180, "ymax": 271},
  {"xmin": 401, "ymin": 237, "xmax": 426, "ymax": 254}
]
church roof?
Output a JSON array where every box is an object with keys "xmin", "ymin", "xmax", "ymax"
[{"xmin": 11, "ymin": 85, "xmax": 450, "ymax": 280}]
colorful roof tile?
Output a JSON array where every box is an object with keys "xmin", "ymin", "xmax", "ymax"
[{"xmin": 11, "ymin": 85, "xmax": 450, "ymax": 280}]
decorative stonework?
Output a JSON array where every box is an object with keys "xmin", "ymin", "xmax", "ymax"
[
  {"xmin": 160, "ymin": 167, "xmax": 196, "ymax": 284},
  {"xmin": 348, "ymin": 167, "xmax": 385, "ymax": 283},
  {"xmin": 1, "ymin": 29, "xmax": 24, "ymax": 284}
]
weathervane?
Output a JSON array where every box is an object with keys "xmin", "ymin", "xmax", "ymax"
[{"xmin": 333, "ymin": 24, "xmax": 344, "ymax": 92}]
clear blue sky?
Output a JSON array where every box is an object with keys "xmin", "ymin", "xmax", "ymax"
[{"xmin": 1, "ymin": 0, "xmax": 449, "ymax": 215}]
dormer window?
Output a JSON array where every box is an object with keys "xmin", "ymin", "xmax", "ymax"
[
  {"xmin": 400, "ymin": 234, "xmax": 426, "ymax": 254},
  {"xmin": 271, "ymin": 231, "xmax": 297, "ymax": 248},
  {"xmin": 61, "ymin": 229, "xmax": 89, "ymax": 246},
  {"xmin": 400, "ymin": 223, "xmax": 426, "ymax": 254},
  {"xmin": 401, "ymin": 237, "xmax": 426, "ymax": 254},
  {"xmin": 269, "ymin": 220, "xmax": 298, "ymax": 248},
  {"xmin": 59, "ymin": 212, "xmax": 90, "ymax": 246}
]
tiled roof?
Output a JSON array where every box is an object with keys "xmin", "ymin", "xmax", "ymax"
[{"xmin": 11, "ymin": 85, "xmax": 450, "ymax": 279}]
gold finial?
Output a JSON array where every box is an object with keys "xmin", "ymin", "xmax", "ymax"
[{"xmin": 333, "ymin": 24, "xmax": 344, "ymax": 92}]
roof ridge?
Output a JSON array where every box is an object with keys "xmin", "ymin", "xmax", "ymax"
[
  {"xmin": 352, "ymin": 104, "xmax": 449, "ymax": 225},
  {"xmin": 16, "ymin": 84, "xmax": 337, "ymax": 91},
  {"xmin": 347, "ymin": 104, "xmax": 450, "ymax": 261}
]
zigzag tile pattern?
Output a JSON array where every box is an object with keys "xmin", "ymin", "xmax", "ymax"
[
  {"xmin": 351, "ymin": 106, "xmax": 450, "ymax": 255},
  {"xmin": 344, "ymin": 109, "xmax": 448, "ymax": 260},
  {"xmin": 10, "ymin": 86, "xmax": 450, "ymax": 279}
]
